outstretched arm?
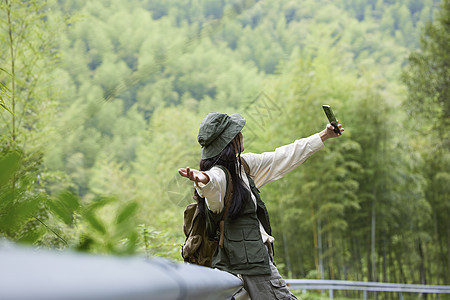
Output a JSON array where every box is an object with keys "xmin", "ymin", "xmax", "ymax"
[
  {"xmin": 178, "ymin": 167, "xmax": 226, "ymax": 213},
  {"xmin": 242, "ymin": 121, "xmax": 344, "ymax": 188},
  {"xmin": 178, "ymin": 167, "xmax": 210, "ymax": 185}
]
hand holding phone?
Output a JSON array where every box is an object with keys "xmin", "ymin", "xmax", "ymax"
[{"xmin": 322, "ymin": 105, "xmax": 342, "ymax": 135}]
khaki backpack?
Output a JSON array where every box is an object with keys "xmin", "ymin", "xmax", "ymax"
[{"xmin": 181, "ymin": 165, "xmax": 233, "ymax": 267}]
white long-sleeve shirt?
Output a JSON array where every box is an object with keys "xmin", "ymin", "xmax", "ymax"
[{"xmin": 195, "ymin": 133, "xmax": 324, "ymax": 243}]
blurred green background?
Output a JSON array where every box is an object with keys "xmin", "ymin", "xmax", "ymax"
[{"xmin": 0, "ymin": 0, "xmax": 448, "ymax": 291}]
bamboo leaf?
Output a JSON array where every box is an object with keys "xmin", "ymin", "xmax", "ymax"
[
  {"xmin": 84, "ymin": 212, "xmax": 106, "ymax": 234},
  {"xmin": 47, "ymin": 190, "xmax": 80, "ymax": 225},
  {"xmin": 0, "ymin": 67, "xmax": 11, "ymax": 76},
  {"xmin": 85, "ymin": 196, "xmax": 116, "ymax": 213},
  {"xmin": 0, "ymin": 103, "xmax": 14, "ymax": 115},
  {"xmin": 0, "ymin": 152, "xmax": 21, "ymax": 187},
  {"xmin": 0, "ymin": 81, "xmax": 10, "ymax": 92},
  {"xmin": 0, "ymin": 195, "xmax": 42, "ymax": 234},
  {"xmin": 116, "ymin": 202, "xmax": 138, "ymax": 224}
]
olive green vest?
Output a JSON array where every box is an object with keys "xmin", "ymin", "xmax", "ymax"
[{"xmin": 205, "ymin": 172, "xmax": 272, "ymax": 276}]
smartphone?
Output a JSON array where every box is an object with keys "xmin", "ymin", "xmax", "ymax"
[{"xmin": 322, "ymin": 105, "xmax": 342, "ymax": 135}]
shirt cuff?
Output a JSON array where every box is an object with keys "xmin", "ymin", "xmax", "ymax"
[
  {"xmin": 310, "ymin": 133, "xmax": 325, "ymax": 151},
  {"xmin": 194, "ymin": 174, "xmax": 210, "ymax": 198},
  {"xmin": 195, "ymin": 170, "xmax": 217, "ymax": 197}
]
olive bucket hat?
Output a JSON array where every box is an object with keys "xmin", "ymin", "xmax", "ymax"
[{"xmin": 197, "ymin": 112, "xmax": 246, "ymax": 159}]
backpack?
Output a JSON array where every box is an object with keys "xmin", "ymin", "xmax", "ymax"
[{"xmin": 181, "ymin": 165, "xmax": 233, "ymax": 267}]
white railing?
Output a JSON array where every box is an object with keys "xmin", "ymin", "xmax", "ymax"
[
  {"xmin": 286, "ymin": 279, "xmax": 450, "ymax": 299},
  {"xmin": 1, "ymin": 242, "xmax": 449, "ymax": 300},
  {"xmin": 0, "ymin": 242, "xmax": 243, "ymax": 300}
]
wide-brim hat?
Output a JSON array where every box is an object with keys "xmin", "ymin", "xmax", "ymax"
[{"xmin": 197, "ymin": 112, "xmax": 246, "ymax": 159}]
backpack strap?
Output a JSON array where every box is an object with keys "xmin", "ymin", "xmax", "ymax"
[
  {"xmin": 216, "ymin": 166, "xmax": 233, "ymax": 249},
  {"xmin": 240, "ymin": 156, "xmax": 250, "ymax": 176},
  {"xmin": 215, "ymin": 158, "xmax": 250, "ymax": 248}
]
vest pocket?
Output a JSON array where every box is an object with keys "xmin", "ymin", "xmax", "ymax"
[
  {"xmin": 227, "ymin": 229, "xmax": 246, "ymax": 265},
  {"xmin": 243, "ymin": 228, "xmax": 265, "ymax": 264},
  {"xmin": 226, "ymin": 227, "xmax": 265, "ymax": 265}
]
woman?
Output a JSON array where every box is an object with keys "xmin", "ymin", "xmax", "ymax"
[{"xmin": 178, "ymin": 112, "xmax": 343, "ymax": 299}]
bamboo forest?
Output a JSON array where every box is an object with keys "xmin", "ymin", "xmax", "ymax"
[{"xmin": 0, "ymin": 0, "xmax": 449, "ymax": 298}]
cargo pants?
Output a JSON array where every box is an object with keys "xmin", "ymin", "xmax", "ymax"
[{"xmin": 240, "ymin": 243, "xmax": 297, "ymax": 300}]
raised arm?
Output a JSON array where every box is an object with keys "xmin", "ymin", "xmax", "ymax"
[{"xmin": 243, "ymin": 121, "xmax": 344, "ymax": 188}]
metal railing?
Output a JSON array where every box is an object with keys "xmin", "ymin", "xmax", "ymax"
[
  {"xmin": 0, "ymin": 242, "xmax": 243, "ymax": 300},
  {"xmin": 1, "ymin": 242, "xmax": 449, "ymax": 300},
  {"xmin": 286, "ymin": 279, "xmax": 450, "ymax": 299}
]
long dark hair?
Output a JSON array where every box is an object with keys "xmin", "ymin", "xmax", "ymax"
[{"xmin": 194, "ymin": 134, "xmax": 248, "ymax": 219}]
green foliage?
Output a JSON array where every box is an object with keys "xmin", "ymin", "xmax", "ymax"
[
  {"xmin": 0, "ymin": 0, "xmax": 448, "ymax": 290},
  {"xmin": 0, "ymin": 149, "xmax": 143, "ymax": 255},
  {"xmin": 403, "ymin": 0, "xmax": 450, "ymax": 137},
  {"xmin": 0, "ymin": 150, "xmax": 46, "ymax": 242},
  {"xmin": 0, "ymin": 0, "xmax": 61, "ymax": 145},
  {"xmin": 137, "ymin": 224, "xmax": 182, "ymax": 260},
  {"xmin": 72, "ymin": 197, "xmax": 141, "ymax": 255},
  {"xmin": 0, "ymin": 67, "xmax": 12, "ymax": 114},
  {"xmin": 401, "ymin": 0, "xmax": 450, "ymax": 285},
  {"xmin": 47, "ymin": 190, "xmax": 80, "ymax": 226}
]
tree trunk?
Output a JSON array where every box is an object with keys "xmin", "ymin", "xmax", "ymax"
[
  {"xmin": 342, "ymin": 237, "xmax": 347, "ymax": 281},
  {"xmin": 388, "ymin": 243, "xmax": 397, "ymax": 283},
  {"xmin": 318, "ymin": 217, "xmax": 324, "ymax": 280},
  {"xmin": 367, "ymin": 236, "xmax": 372, "ymax": 281},
  {"xmin": 371, "ymin": 198, "xmax": 377, "ymax": 282},
  {"xmin": 418, "ymin": 238, "xmax": 427, "ymax": 285},
  {"xmin": 404, "ymin": 245, "xmax": 416, "ymax": 283},
  {"xmin": 6, "ymin": 0, "xmax": 16, "ymax": 143},
  {"xmin": 282, "ymin": 232, "xmax": 293, "ymax": 278},
  {"xmin": 310, "ymin": 204, "xmax": 319, "ymax": 278},
  {"xmin": 383, "ymin": 236, "xmax": 387, "ymax": 282},
  {"xmin": 447, "ymin": 227, "xmax": 450, "ymax": 284},
  {"xmin": 395, "ymin": 250, "xmax": 407, "ymax": 283},
  {"xmin": 5, "ymin": 0, "xmax": 17, "ymax": 194},
  {"xmin": 355, "ymin": 237, "xmax": 362, "ymax": 281},
  {"xmin": 328, "ymin": 230, "xmax": 334, "ymax": 280}
]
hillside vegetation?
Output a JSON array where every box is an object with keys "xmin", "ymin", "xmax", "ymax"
[{"xmin": 0, "ymin": 0, "xmax": 448, "ymax": 289}]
